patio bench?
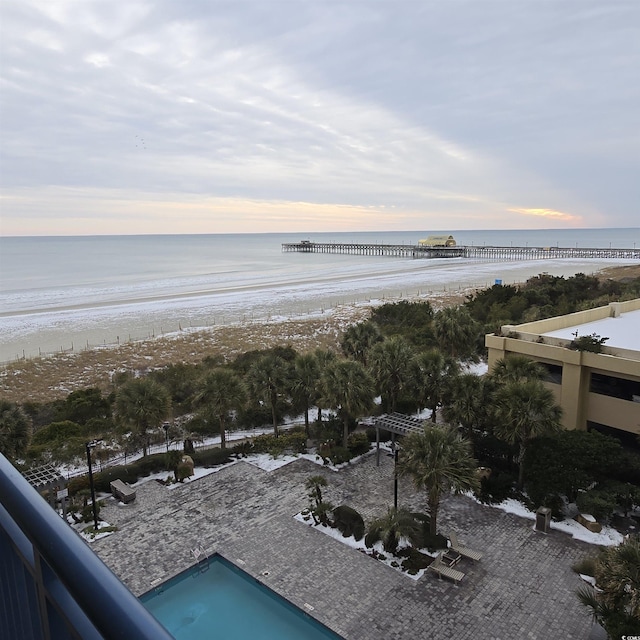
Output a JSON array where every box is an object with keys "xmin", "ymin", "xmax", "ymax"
[{"xmin": 110, "ymin": 479, "xmax": 136, "ymax": 504}]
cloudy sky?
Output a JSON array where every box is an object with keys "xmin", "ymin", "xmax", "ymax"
[{"xmin": 1, "ymin": 1, "xmax": 639, "ymax": 236}]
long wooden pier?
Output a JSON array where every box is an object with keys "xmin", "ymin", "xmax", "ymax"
[{"xmin": 282, "ymin": 242, "xmax": 640, "ymax": 261}]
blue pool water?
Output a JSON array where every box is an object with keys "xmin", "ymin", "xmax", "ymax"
[{"xmin": 140, "ymin": 555, "xmax": 343, "ymax": 640}]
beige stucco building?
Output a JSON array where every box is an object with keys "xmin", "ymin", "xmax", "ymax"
[{"xmin": 485, "ymin": 299, "xmax": 640, "ymax": 439}]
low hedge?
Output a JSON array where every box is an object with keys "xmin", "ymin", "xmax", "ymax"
[
  {"xmin": 133, "ymin": 453, "xmax": 170, "ymax": 477},
  {"xmin": 191, "ymin": 447, "xmax": 233, "ymax": 467},
  {"xmin": 89, "ymin": 465, "xmax": 140, "ymax": 493}
]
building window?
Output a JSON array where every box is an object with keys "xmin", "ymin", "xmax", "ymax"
[
  {"xmin": 540, "ymin": 362, "xmax": 563, "ymax": 385},
  {"xmin": 589, "ymin": 373, "xmax": 640, "ymax": 401}
]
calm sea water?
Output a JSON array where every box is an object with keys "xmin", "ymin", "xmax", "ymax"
[{"xmin": 1, "ymin": 228, "xmax": 638, "ymax": 362}]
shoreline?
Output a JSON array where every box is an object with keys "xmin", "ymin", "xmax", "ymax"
[
  {"xmin": 1, "ymin": 263, "xmax": 638, "ymax": 403},
  {"xmin": 2, "ymin": 256, "xmax": 635, "ymax": 364},
  {"xmin": 0, "ymin": 289, "xmax": 472, "ymax": 403}
]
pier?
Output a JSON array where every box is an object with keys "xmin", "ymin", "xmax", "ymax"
[{"xmin": 282, "ymin": 242, "xmax": 640, "ymax": 261}]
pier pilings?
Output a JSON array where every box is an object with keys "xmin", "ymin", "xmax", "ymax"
[{"xmin": 281, "ymin": 242, "xmax": 640, "ymax": 261}]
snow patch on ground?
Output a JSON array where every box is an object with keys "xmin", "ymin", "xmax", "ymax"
[{"xmin": 493, "ymin": 498, "xmax": 624, "ymax": 546}]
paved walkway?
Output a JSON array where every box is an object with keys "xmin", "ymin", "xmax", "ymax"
[{"xmin": 94, "ymin": 452, "xmax": 597, "ymax": 639}]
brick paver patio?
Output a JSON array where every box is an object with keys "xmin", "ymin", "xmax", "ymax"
[{"xmin": 94, "ymin": 451, "xmax": 597, "ymax": 639}]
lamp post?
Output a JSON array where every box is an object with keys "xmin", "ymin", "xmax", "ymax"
[
  {"xmin": 163, "ymin": 422, "xmax": 170, "ymax": 453},
  {"xmin": 391, "ymin": 441, "xmax": 400, "ymax": 509},
  {"xmin": 86, "ymin": 439, "xmax": 102, "ymax": 532}
]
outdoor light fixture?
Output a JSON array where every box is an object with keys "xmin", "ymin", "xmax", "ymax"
[
  {"xmin": 85, "ymin": 439, "xmax": 103, "ymax": 532},
  {"xmin": 391, "ymin": 441, "xmax": 401, "ymax": 509}
]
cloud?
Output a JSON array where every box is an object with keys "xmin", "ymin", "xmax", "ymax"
[
  {"xmin": 508, "ymin": 208, "xmax": 582, "ymax": 223},
  {"xmin": 1, "ymin": 1, "xmax": 638, "ymax": 234}
]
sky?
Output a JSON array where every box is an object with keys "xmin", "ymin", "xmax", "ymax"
[{"xmin": 1, "ymin": 0, "xmax": 639, "ymax": 236}]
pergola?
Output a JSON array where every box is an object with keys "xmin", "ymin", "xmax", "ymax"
[
  {"xmin": 22, "ymin": 464, "xmax": 68, "ymax": 512},
  {"xmin": 373, "ymin": 412, "xmax": 425, "ymax": 466}
]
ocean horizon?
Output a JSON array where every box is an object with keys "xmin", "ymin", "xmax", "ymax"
[{"xmin": 1, "ymin": 227, "xmax": 638, "ymax": 363}]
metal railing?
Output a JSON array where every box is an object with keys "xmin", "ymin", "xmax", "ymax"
[{"xmin": 0, "ymin": 453, "xmax": 173, "ymax": 640}]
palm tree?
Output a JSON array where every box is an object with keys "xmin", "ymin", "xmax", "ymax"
[
  {"xmin": 313, "ymin": 348, "xmax": 337, "ymax": 425},
  {"xmin": 433, "ymin": 306, "xmax": 479, "ymax": 359},
  {"xmin": 0, "ymin": 400, "xmax": 32, "ymax": 460},
  {"xmin": 290, "ymin": 353, "xmax": 320, "ymax": 437},
  {"xmin": 490, "ymin": 355, "xmax": 545, "ymax": 383},
  {"xmin": 400, "ymin": 424, "xmax": 479, "ymax": 536},
  {"xmin": 409, "ymin": 350, "xmax": 459, "ymax": 422},
  {"xmin": 246, "ymin": 354, "xmax": 290, "ymax": 437},
  {"xmin": 306, "ymin": 474, "xmax": 328, "ymax": 507},
  {"xmin": 369, "ymin": 336, "xmax": 413, "ymax": 413},
  {"xmin": 114, "ymin": 378, "xmax": 171, "ymax": 456},
  {"xmin": 194, "ymin": 368, "xmax": 246, "ymax": 449},
  {"xmin": 577, "ymin": 535, "xmax": 640, "ymax": 639},
  {"xmin": 365, "ymin": 507, "xmax": 421, "ymax": 554},
  {"xmin": 341, "ymin": 321, "xmax": 382, "ymax": 366},
  {"xmin": 442, "ymin": 373, "xmax": 488, "ymax": 437},
  {"xmin": 493, "ymin": 379, "xmax": 562, "ymax": 487},
  {"xmin": 321, "ymin": 359, "xmax": 374, "ymax": 448}
]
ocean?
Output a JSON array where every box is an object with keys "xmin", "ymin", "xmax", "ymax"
[{"xmin": 1, "ymin": 228, "xmax": 638, "ymax": 363}]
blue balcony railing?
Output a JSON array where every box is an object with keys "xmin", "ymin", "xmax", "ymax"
[{"xmin": 0, "ymin": 453, "xmax": 173, "ymax": 640}]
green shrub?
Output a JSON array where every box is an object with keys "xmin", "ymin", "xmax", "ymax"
[
  {"xmin": 475, "ymin": 470, "xmax": 517, "ymax": 505},
  {"xmin": 134, "ymin": 453, "xmax": 169, "ymax": 477},
  {"xmin": 281, "ymin": 429, "xmax": 308, "ymax": 453},
  {"xmin": 31, "ymin": 420, "xmax": 88, "ymax": 446},
  {"xmin": 569, "ymin": 333, "xmax": 608, "ymax": 353},
  {"xmin": 183, "ymin": 415, "xmax": 219, "ymax": 437},
  {"xmin": 250, "ymin": 431, "xmax": 306, "ymax": 456},
  {"xmin": 611, "ymin": 450, "xmax": 640, "ymax": 484},
  {"xmin": 332, "ymin": 505, "xmax": 365, "ymax": 541},
  {"xmin": 523, "ymin": 430, "xmax": 623, "ymax": 504},
  {"xmin": 572, "ymin": 555, "xmax": 599, "ymax": 577},
  {"xmin": 68, "ymin": 474, "xmax": 90, "ymax": 495},
  {"xmin": 230, "ymin": 441, "xmax": 252, "ymax": 457},
  {"xmin": 165, "ymin": 450, "xmax": 182, "ymax": 471},
  {"xmin": 91, "ymin": 465, "xmax": 139, "ymax": 492},
  {"xmin": 347, "ymin": 432, "xmax": 370, "ymax": 457},
  {"xmin": 176, "ymin": 461, "xmax": 193, "ymax": 482},
  {"xmin": 312, "ymin": 416, "xmax": 342, "ymax": 442},
  {"xmin": 324, "ymin": 446, "xmax": 351, "ymax": 465},
  {"xmin": 81, "ymin": 502, "xmax": 100, "ymax": 523},
  {"xmin": 576, "ymin": 488, "xmax": 619, "ymax": 523},
  {"xmin": 472, "ymin": 432, "xmax": 517, "ymax": 473},
  {"xmin": 396, "ymin": 547, "xmax": 433, "ymax": 574},
  {"xmin": 420, "ymin": 532, "xmax": 449, "ymax": 552},
  {"xmin": 191, "ymin": 447, "xmax": 232, "ymax": 467}
]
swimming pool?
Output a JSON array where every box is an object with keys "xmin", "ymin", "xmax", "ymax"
[{"xmin": 140, "ymin": 554, "xmax": 343, "ymax": 640}]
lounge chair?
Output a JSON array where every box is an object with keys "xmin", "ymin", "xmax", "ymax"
[
  {"xmin": 449, "ymin": 531, "xmax": 483, "ymax": 562},
  {"xmin": 427, "ymin": 553, "xmax": 465, "ymax": 585}
]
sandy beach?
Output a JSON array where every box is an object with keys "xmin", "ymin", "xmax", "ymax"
[
  {"xmin": 3, "ymin": 252, "xmax": 636, "ymax": 364},
  {"xmin": 0, "ymin": 288, "xmax": 472, "ymax": 403},
  {"xmin": 1, "ymin": 261, "xmax": 638, "ymax": 403}
]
